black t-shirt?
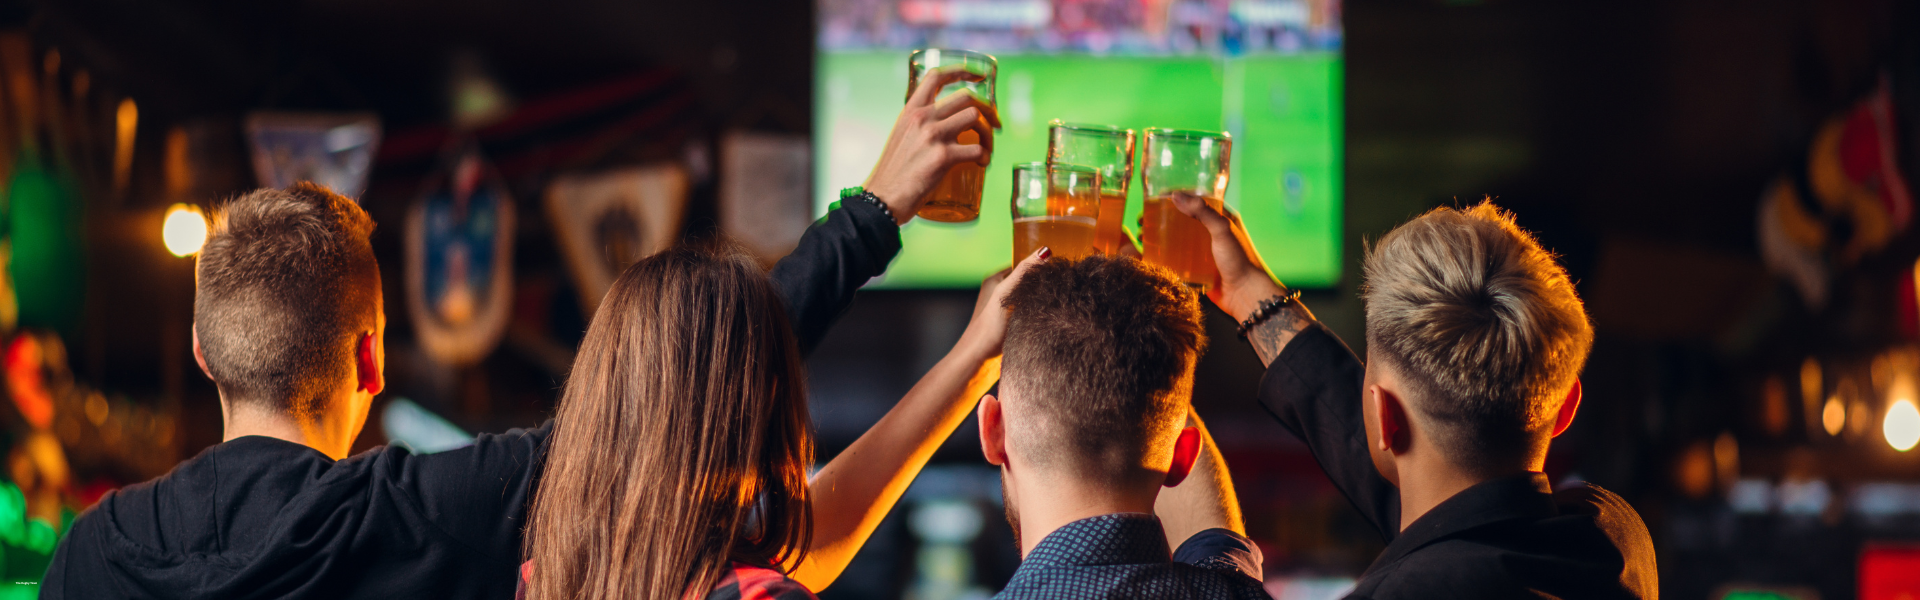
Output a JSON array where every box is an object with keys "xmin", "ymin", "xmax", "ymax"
[{"xmin": 42, "ymin": 200, "xmax": 902, "ymax": 600}]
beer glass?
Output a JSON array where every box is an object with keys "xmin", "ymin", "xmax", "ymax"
[
  {"xmin": 1140, "ymin": 128, "xmax": 1230, "ymax": 288},
  {"xmin": 1046, "ymin": 121, "xmax": 1135, "ymax": 255},
  {"xmin": 1011, "ymin": 162, "xmax": 1100, "ymax": 260},
  {"xmin": 907, "ymin": 49, "xmax": 998, "ymax": 222}
]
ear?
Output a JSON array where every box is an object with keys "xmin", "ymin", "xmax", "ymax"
[
  {"xmin": 191, "ymin": 325, "xmax": 213, "ymax": 381},
  {"xmin": 1373, "ymin": 386, "xmax": 1412, "ymax": 455},
  {"xmin": 1550, "ymin": 379, "xmax": 1582, "ymax": 438},
  {"xmin": 1162, "ymin": 426, "xmax": 1201, "ymax": 488},
  {"xmin": 979, "ymin": 394, "xmax": 1008, "ymax": 466},
  {"xmin": 355, "ymin": 332, "xmax": 383, "ymax": 396}
]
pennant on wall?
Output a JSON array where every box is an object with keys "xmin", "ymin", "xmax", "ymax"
[
  {"xmin": 245, "ymin": 112, "xmax": 381, "ymax": 199},
  {"xmin": 544, "ymin": 164, "xmax": 688, "ymax": 316},
  {"xmin": 404, "ymin": 143, "xmax": 515, "ymax": 366}
]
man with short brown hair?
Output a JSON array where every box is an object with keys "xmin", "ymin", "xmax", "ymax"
[
  {"xmin": 981, "ymin": 253, "xmax": 1268, "ymax": 600},
  {"xmin": 1174, "ymin": 196, "xmax": 1657, "ymax": 599}
]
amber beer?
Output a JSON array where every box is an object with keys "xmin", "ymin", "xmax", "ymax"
[
  {"xmin": 1013, "ymin": 214, "xmax": 1097, "ymax": 260},
  {"xmin": 1046, "ymin": 121, "xmax": 1136, "ymax": 254},
  {"xmin": 1094, "ymin": 192, "xmax": 1128, "ymax": 253},
  {"xmin": 1141, "ymin": 193, "xmax": 1221, "ymax": 287},
  {"xmin": 1011, "ymin": 162, "xmax": 1101, "ymax": 260},
  {"xmin": 917, "ymin": 110, "xmax": 993, "ymax": 222},
  {"xmin": 908, "ymin": 49, "xmax": 998, "ymax": 222},
  {"xmin": 1139, "ymin": 128, "xmax": 1231, "ymax": 289}
]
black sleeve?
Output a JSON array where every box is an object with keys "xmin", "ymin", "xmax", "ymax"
[
  {"xmin": 390, "ymin": 420, "xmax": 554, "ymax": 565},
  {"xmin": 768, "ymin": 199, "xmax": 902, "ymax": 356},
  {"xmin": 1171, "ymin": 527, "xmax": 1264, "ymax": 582},
  {"xmin": 1254, "ymin": 322, "xmax": 1401, "ymax": 542}
]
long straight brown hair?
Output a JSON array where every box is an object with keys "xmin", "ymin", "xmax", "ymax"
[{"xmin": 526, "ymin": 244, "xmax": 813, "ymax": 600}]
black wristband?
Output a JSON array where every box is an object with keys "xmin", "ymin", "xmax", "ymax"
[{"xmin": 1236, "ymin": 290, "xmax": 1300, "ymax": 339}]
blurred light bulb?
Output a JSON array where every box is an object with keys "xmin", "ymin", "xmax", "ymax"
[
  {"xmin": 1823, "ymin": 397, "xmax": 1846, "ymax": 436},
  {"xmin": 163, "ymin": 204, "xmax": 207, "ymax": 257},
  {"xmin": 1886, "ymin": 399, "xmax": 1920, "ymax": 452}
]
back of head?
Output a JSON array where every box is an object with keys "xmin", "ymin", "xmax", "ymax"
[
  {"xmin": 1001, "ymin": 255, "xmax": 1206, "ymax": 487},
  {"xmin": 194, "ymin": 182, "xmax": 378, "ymax": 418},
  {"xmin": 1362, "ymin": 201, "xmax": 1593, "ymax": 476},
  {"xmin": 527, "ymin": 243, "xmax": 812, "ymax": 600}
]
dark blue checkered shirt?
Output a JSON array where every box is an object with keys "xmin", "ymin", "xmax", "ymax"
[{"xmin": 994, "ymin": 513, "xmax": 1269, "ymax": 600}]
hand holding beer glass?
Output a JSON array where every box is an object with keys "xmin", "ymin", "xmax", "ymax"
[
  {"xmin": 1011, "ymin": 162, "xmax": 1101, "ymax": 261},
  {"xmin": 903, "ymin": 49, "xmax": 998, "ymax": 222},
  {"xmin": 1140, "ymin": 128, "xmax": 1231, "ymax": 289},
  {"xmin": 1046, "ymin": 121, "xmax": 1136, "ymax": 254},
  {"xmin": 861, "ymin": 51, "xmax": 1000, "ymax": 224}
]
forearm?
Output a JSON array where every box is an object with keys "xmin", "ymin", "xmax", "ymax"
[
  {"xmin": 769, "ymin": 201, "xmax": 902, "ymax": 355},
  {"xmin": 789, "ymin": 344, "xmax": 1000, "ymax": 590},
  {"xmin": 1246, "ymin": 302, "xmax": 1316, "ymax": 366},
  {"xmin": 1154, "ymin": 411, "xmax": 1244, "ymax": 546}
]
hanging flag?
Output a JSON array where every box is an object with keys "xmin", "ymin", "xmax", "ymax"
[
  {"xmin": 245, "ymin": 112, "xmax": 382, "ymax": 200},
  {"xmin": 405, "ymin": 142, "xmax": 515, "ymax": 366}
]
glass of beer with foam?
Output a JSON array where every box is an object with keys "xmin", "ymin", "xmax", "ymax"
[
  {"xmin": 1140, "ymin": 128, "xmax": 1230, "ymax": 289},
  {"xmin": 1046, "ymin": 121, "xmax": 1136, "ymax": 255},
  {"xmin": 1011, "ymin": 162, "xmax": 1101, "ymax": 261},
  {"xmin": 907, "ymin": 49, "xmax": 998, "ymax": 222}
]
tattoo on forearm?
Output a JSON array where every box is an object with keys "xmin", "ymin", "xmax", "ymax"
[{"xmin": 1248, "ymin": 305, "xmax": 1311, "ymax": 366}]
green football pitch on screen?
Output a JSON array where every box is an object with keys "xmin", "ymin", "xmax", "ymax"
[{"xmin": 815, "ymin": 52, "xmax": 1342, "ymax": 289}]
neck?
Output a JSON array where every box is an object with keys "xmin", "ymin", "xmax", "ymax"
[
  {"xmin": 1009, "ymin": 471, "xmax": 1159, "ymax": 558},
  {"xmin": 1395, "ymin": 458, "xmax": 1533, "ymax": 531},
  {"xmin": 220, "ymin": 395, "xmax": 354, "ymax": 460}
]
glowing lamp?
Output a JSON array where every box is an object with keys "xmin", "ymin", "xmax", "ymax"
[
  {"xmin": 162, "ymin": 204, "xmax": 207, "ymax": 257},
  {"xmin": 1885, "ymin": 399, "xmax": 1920, "ymax": 452}
]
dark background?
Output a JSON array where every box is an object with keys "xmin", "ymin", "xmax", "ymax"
[{"xmin": 8, "ymin": 0, "xmax": 1917, "ymax": 598}]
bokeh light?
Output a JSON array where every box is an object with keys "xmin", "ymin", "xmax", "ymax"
[
  {"xmin": 1822, "ymin": 397, "xmax": 1846, "ymax": 437},
  {"xmin": 161, "ymin": 204, "xmax": 207, "ymax": 257},
  {"xmin": 1884, "ymin": 399, "xmax": 1920, "ymax": 452}
]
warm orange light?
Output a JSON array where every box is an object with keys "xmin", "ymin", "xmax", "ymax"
[{"xmin": 1823, "ymin": 396, "xmax": 1846, "ymax": 436}]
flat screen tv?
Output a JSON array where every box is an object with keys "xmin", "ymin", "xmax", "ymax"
[{"xmin": 816, "ymin": 0, "xmax": 1343, "ymax": 288}]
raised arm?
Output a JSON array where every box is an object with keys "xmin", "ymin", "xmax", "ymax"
[
  {"xmin": 1153, "ymin": 410, "xmax": 1244, "ymax": 546},
  {"xmin": 1171, "ymin": 193, "xmax": 1401, "ymax": 541},
  {"xmin": 770, "ymin": 65, "xmax": 998, "ymax": 355},
  {"xmin": 790, "ymin": 250, "xmax": 1045, "ymax": 590}
]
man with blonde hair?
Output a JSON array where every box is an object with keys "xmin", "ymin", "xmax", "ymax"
[{"xmin": 1171, "ymin": 196, "xmax": 1657, "ymax": 598}]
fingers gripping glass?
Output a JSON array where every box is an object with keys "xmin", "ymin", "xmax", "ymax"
[
  {"xmin": 1140, "ymin": 128, "xmax": 1231, "ymax": 289},
  {"xmin": 907, "ymin": 49, "xmax": 998, "ymax": 223},
  {"xmin": 1011, "ymin": 162, "xmax": 1100, "ymax": 261}
]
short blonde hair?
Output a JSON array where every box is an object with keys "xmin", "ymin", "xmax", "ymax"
[{"xmin": 1362, "ymin": 201, "xmax": 1592, "ymax": 474}]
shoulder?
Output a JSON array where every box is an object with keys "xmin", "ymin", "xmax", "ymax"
[
  {"xmin": 1357, "ymin": 547, "xmax": 1538, "ymax": 600},
  {"xmin": 1552, "ymin": 483, "xmax": 1654, "ymax": 556},
  {"xmin": 709, "ymin": 562, "xmax": 817, "ymax": 600},
  {"xmin": 1172, "ymin": 528, "xmax": 1264, "ymax": 582}
]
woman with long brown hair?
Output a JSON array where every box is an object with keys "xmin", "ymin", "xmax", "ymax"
[{"xmin": 522, "ymin": 243, "xmax": 1046, "ymax": 600}]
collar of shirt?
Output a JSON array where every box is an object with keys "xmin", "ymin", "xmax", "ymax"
[
  {"xmin": 1017, "ymin": 512, "xmax": 1172, "ymax": 571},
  {"xmin": 1365, "ymin": 472, "xmax": 1557, "ymax": 574}
]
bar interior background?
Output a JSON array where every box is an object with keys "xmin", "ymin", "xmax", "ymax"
[{"xmin": 0, "ymin": 0, "xmax": 1914, "ymax": 598}]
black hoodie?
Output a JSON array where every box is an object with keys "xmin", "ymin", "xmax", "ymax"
[
  {"xmin": 42, "ymin": 200, "xmax": 903, "ymax": 599},
  {"xmin": 1257, "ymin": 323, "xmax": 1659, "ymax": 599}
]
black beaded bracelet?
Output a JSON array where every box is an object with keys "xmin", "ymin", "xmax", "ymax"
[
  {"xmin": 838, "ymin": 186, "xmax": 894, "ymax": 223},
  {"xmin": 1236, "ymin": 290, "xmax": 1300, "ymax": 339}
]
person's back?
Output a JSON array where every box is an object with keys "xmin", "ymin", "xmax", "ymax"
[
  {"xmin": 43, "ymin": 184, "xmax": 556, "ymax": 598},
  {"xmin": 1173, "ymin": 196, "xmax": 1656, "ymax": 598},
  {"xmin": 978, "ymin": 254, "xmax": 1269, "ymax": 600}
]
